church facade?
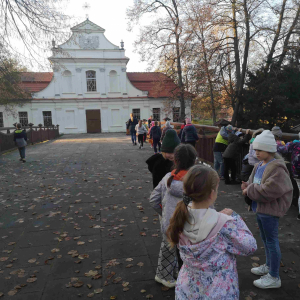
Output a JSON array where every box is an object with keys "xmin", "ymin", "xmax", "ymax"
[{"xmin": 0, "ymin": 19, "xmax": 192, "ymax": 133}]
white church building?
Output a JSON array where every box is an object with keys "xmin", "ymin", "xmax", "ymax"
[{"xmin": 0, "ymin": 19, "xmax": 192, "ymax": 134}]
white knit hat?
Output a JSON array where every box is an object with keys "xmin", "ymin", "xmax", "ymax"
[{"xmin": 253, "ymin": 130, "xmax": 277, "ymax": 153}]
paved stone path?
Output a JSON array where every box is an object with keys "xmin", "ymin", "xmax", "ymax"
[{"xmin": 0, "ymin": 133, "xmax": 299, "ymax": 300}]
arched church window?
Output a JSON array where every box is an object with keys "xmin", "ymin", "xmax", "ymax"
[
  {"xmin": 109, "ymin": 70, "xmax": 119, "ymax": 92},
  {"xmin": 86, "ymin": 70, "xmax": 97, "ymax": 92},
  {"xmin": 62, "ymin": 70, "xmax": 72, "ymax": 93}
]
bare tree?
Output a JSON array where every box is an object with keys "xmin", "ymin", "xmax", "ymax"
[
  {"xmin": 0, "ymin": 0, "xmax": 70, "ymax": 68},
  {"xmin": 127, "ymin": 0, "xmax": 191, "ymax": 121},
  {"xmin": 0, "ymin": 0, "xmax": 71, "ymax": 112}
]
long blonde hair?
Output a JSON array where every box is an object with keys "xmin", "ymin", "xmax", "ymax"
[{"xmin": 167, "ymin": 165, "xmax": 219, "ymax": 247}]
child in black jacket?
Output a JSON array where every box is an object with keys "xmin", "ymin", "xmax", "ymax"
[{"xmin": 13, "ymin": 123, "xmax": 28, "ymax": 162}]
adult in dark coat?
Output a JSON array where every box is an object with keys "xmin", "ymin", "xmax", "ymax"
[
  {"xmin": 222, "ymin": 129, "xmax": 251, "ymax": 184},
  {"xmin": 146, "ymin": 129, "xmax": 181, "ymax": 188},
  {"xmin": 127, "ymin": 113, "xmax": 138, "ymax": 145},
  {"xmin": 181, "ymin": 118, "xmax": 199, "ymax": 147}
]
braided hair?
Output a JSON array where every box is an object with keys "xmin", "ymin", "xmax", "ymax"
[{"xmin": 167, "ymin": 144, "xmax": 197, "ymax": 188}]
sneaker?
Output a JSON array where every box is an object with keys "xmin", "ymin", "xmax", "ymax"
[
  {"xmin": 19, "ymin": 158, "xmax": 23, "ymax": 161},
  {"xmin": 251, "ymin": 264, "xmax": 269, "ymax": 276},
  {"xmin": 22, "ymin": 159, "xmax": 26, "ymax": 163},
  {"xmin": 141, "ymin": 146, "xmax": 143, "ymax": 149},
  {"xmin": 297, "ymin": 214, "xmax": 300, "ymax": 220},
  {"xmin": 155, "ymin": 275, "xmax": 176, "ymax": 288},
  {"xmin": 135, "ymin": 142, "xmax": 137, "ymax": 145},
  {"xmin": 253, "ymin": 273, "xmax": 281, "ymax": 289},
  {"xmin": 139, "ymin": 144, "xmax": 141, "ymax": 149}
]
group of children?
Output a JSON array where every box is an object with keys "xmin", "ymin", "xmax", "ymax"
[{"xmin": 146, "ymin": 127, "xmax": 294, "ymax": 299}]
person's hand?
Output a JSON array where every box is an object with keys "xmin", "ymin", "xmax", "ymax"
[
  {"xmin": 242, "ymin": 188, "xmax": 248, "ymax": 196},
  {"xmin": 238, "ymin": 128, "xmax": 242, "ymax": 132},
  {"xmin": 241, "ymin": 181, "xmax": 248, "ymax": 190},
  {"xmin": 246, "ymin": 129, "xmax": 250, "ymax": 134},
  {"xmin": 220, "ymin": 208, "xmax": 233, "ymax": 216}
]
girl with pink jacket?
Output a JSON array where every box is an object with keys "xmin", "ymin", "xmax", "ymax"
[{"xmin": 167, "ymin": 165, "xmax": 257, "ymax": 299}]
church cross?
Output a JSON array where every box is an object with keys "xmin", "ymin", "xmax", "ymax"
[{"xmin": 83, "ymin": 2, "xmax": 91, "ymax": 19}]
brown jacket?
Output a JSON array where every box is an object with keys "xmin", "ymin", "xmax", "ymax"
[{"xmin": 247, "ymin": 159, "xmax": 293, "ymax": 217}]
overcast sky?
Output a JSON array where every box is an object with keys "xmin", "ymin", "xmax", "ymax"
[{"xmin": 28, "ymin": 0, "xmax": 149, "ymax": 72}]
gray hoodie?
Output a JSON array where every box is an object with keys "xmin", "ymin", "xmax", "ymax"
[
  {"xmin": 149, "ymin": 172, "xmax": 184, "ymax": 235},
  {"xmin": 135, "ymin": 124, "xmax": 147, "ymax": 135}
]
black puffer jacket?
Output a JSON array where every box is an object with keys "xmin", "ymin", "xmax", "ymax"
[
  {"xmin": 127, "ymin": 118, "xmax": 138, "ymax": 133},
  {"xmin": 222, "ymin": 133, "xmax": 251, "ymax": 159},
  {"xmin": 181, "ymin": 125, "xmax": 199, "ymax": 143},
  {"xmin": 150, "ymin": 126, "xmax": 162, "ymax": 140},
  {"xmin": 146, "ymin": 154, "xmax": 173, "ymax": 188}
]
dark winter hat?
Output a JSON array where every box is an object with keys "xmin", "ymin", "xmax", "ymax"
[{"xmin": 161, "ymin": 129, "xmax": 181, "ymax": 153}]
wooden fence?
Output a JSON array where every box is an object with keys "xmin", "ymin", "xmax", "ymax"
[
  {"xmin": 167, "ymin": 122, "xmax": 300, "ymax": 178},
  {"xmin": 0, "ymin": 125, "xmax": 60, "ymax": 153}
]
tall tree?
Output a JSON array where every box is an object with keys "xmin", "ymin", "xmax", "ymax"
[
  {"xmin": 0, "ymin": 51, "xmax": 31, "ymax": 113},
  {"xmin": 127, "ymin": 0, "xmax": 191, "ymax": 121}
]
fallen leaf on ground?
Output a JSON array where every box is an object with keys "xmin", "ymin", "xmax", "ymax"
[
  {"xmin": 51, "ymin": 248, "xmax": 60, "ymax": 253},
  {"xmin": 252, "ymin": 263, "xmax": 259, "ymax": 267},
  {"xmin": 113, "ymin": 277, "xmax": 122, "ymax": 283},
  {"xmin": 28, "ymin": 258, "xmax": 37, "ymax": 263},
  {"xmin": 73, "ymin": 281, "xmax": 84, "ymax": 288},
  {"xmin": 245, "ymin": 297, "xmax": 252, "ymax": 300},
  {"xmin": 87, "ymin": 293, "xmax": 94, "ymax": 297},
  {"xmin": 126, "ymin": 264, "xmax": 133, "ymax": 268},
  {"xmin": 87, "ymin": 284, "xmax": 92, "ymax": 289},
  {"xmin": 0, "ymin": 257, "xmax": 8, "ymax": 262},
  {"xmin": 110, "ymin": 296, "xmax": 117, "ymax": 300},
  {"xmin": 122, "ymin": 282, "xmax": 129, "ymax": 287},
  {"xmin": 94, "ymin": 288, "xmax": 103, "ymax": 294},
  {"xmin": 125, "ymin": 258, "xmax": 133, "ymax": 262},
  {"xmin": 250, "ymin": 257, "xmax": 260, "ymax": 261},
  {"xmin": 85, "ymin": 270, "xmax": 98, "ymax": 277},
  {"xmin": 77, "ymin": 241, "xmax": 85, "ymax": 245},
  {"xmin": 27, "ymin": 278, "xmax": 37, "ymax": 283},
  {"xmin": 146, "ymin": 295, "xmax": 153, "ymax": 299},
  {"xmin": 0, "ymin": 292, "xmax": 3, "ymax": 297},
  {"xmin": 123, "ymin": 287, "xmax": 130, "ymax": 292},
  {"xmin": 7, "ymin": 290, "xmax": 17, "ymax": 296},
  {"xmin": 161, "ymin": 286, "xmax": 169, "ymax": 291},
  {"xmin": 137, "ymin": 262, "xmax": 144, "ymax": 267},
  {"xmin": 141, "ymin": 289, "xmax": 146, "ymax": 293}
]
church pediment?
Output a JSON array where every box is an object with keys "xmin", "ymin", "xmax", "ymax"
[{"xmin": 71, "ymin": 19, "xmax": 105, "ymax": 34}]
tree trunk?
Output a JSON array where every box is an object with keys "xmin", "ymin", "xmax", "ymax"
[
  {"xmin": 171, "ymin": 0, "xmax": 185, "ymax": 122},
  {"xmin": 277, "ymin": 4, "xmax": 300, "ymax": 67},
  {"xmin": 265, "ymin": 0, "xmax": 287, "ymax": 71},
  {"xmin": 200, "ymin": 32, "xmax": 216, "ymax": 124},
  {"xmin": 230, "ymin": 0, "xmax": 241, "ymax": 126}
]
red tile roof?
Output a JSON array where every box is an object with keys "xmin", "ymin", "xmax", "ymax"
[
  {"xmin": 20, "ymin": 72, "xmax": 54, "ymax": 93},
  {"xmin": 127, "ymin": 72, "xmax": 183, "ymax": 98},
  {"xmin": 20, "ymin": 71, "xmax": 192, "ymax": 98}
]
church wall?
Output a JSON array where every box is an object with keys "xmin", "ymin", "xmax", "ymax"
[{"xmin": 0, "ymin": 98, "xmax": 186, "ymax": 134}]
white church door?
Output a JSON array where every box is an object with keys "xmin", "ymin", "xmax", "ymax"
[{"xmin": 86, "ymin": 110, "xmax": 101, "ymax": 133}]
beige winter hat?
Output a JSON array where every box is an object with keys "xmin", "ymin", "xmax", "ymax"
[{"xmin": 253, "ymin": 130, "xmax": 277, "ymax": 153}]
